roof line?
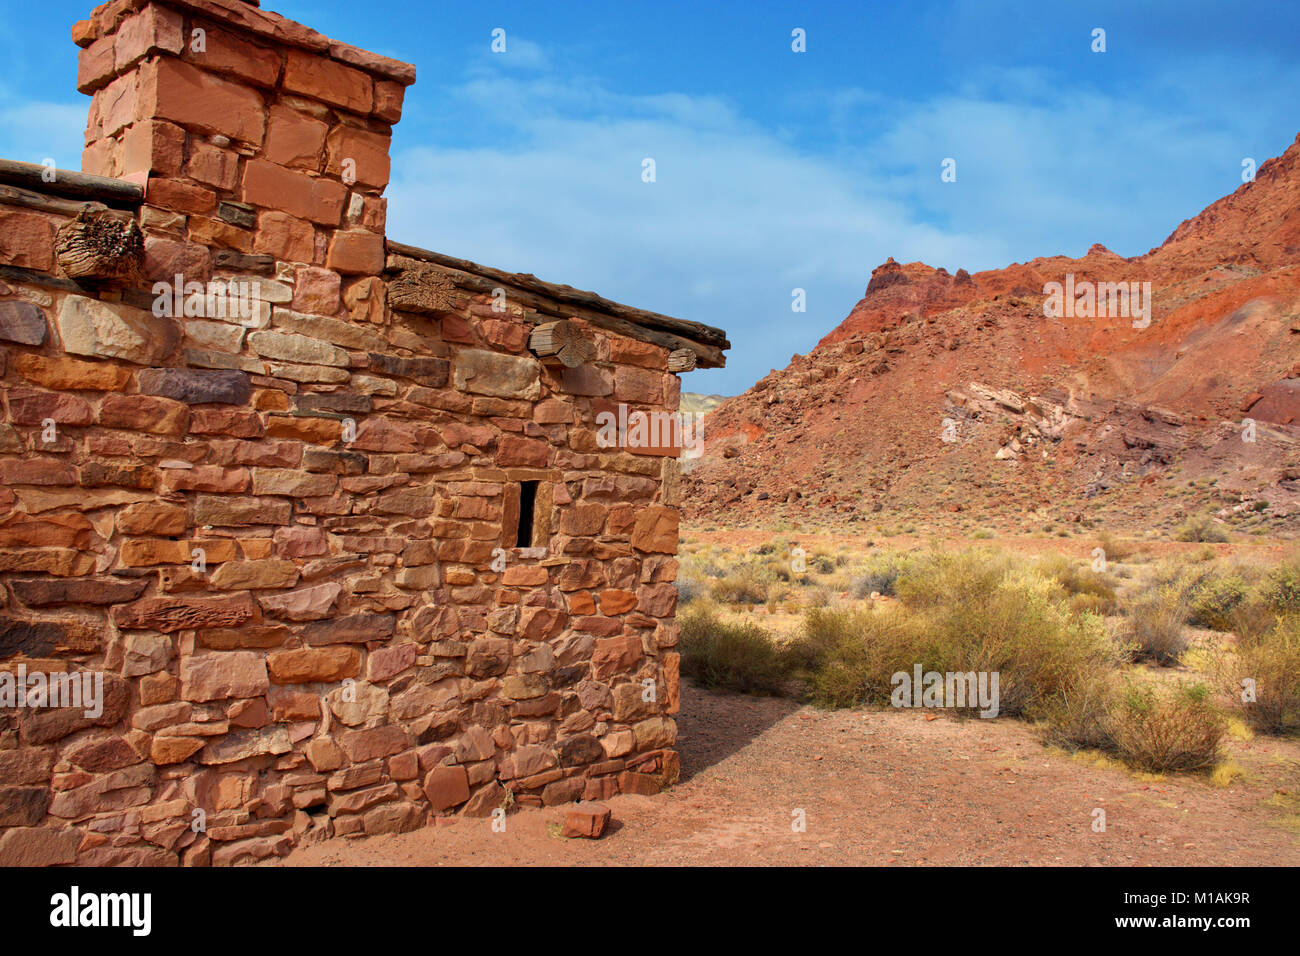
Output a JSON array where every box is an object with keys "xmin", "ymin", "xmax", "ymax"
[{"xmin": 385, "ymin": 239, "xmax": 730, "ymax": 352}]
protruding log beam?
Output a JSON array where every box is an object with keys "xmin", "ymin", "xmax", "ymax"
[
  {"xmin": 54, "ymin": 208, "xmax": 144, "ymax": 282},
  {"xmin": 386, "ymin": 257, "xmax": 467, "ymax": 315},
  {"xmin": 667, "ymin": 348, "xmax": 697, "ymax": 372},
  {"xmin": 529, "ymin": 319, "xmax": 596, "ymax": 368},
  {"xmin": 0, "ymin": 159, "xmax": 143, "ymax": 208}
]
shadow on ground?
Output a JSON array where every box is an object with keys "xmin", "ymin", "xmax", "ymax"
[{"xmin": 674, "ymin": 679, "xmax": 802, "ymax": 783}]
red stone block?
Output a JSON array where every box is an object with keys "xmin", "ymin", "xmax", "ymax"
[
  {"xmin": 143, "ymin": 235, "xmax": 212, "ymax": 283},
  {"xmin": 189, "ymin": 407, "xmax": 264, "ymax": 438},
  {"xmin": 76, "ymin": 35, "xmax": 117, "ymax": 93},
  {"xmin": 139, "ymin": 58, "xmax": 267, "ymax": 146},
  {"xmin": 422, "ymin": 766, "xmax": 470, "ymax": 811},
  {"xmin": 147, "ymin": 176, "xmax": 217, "ymax": 215},
  {"xmin": 613, "ymin": 365, "xmax": 665, "ymax": 404},
  {"xmin": 242, "ymin": 160, "xmax": 346, "ymax": 226},
  {"xmin": 71, "ymin": 18, "xmax": 99, "ymax": 48},
  {"xmin": 253, "ymin": 211, "xmax": 316, "ymax": 264},
  {"xmin": 121, "ymin": 120, "xmax": 186, "ymax": 177},
  {"xmin": 181, "ymin": 24, "xmax": 282, "ymax": 89},
  {"xmin": 325, "ymin": 230, "xmax": 384, "ymax": 275},
  {"xmin": 113, "ymin": 6, "xmax": 184, "ymax": 73},
  {"xmin": 0, "ymin": 212, "xmax": 56, "ymax": 272},
  {"xmin": 0, "ymin": 459, "xmax": 77, "ymax": 486},
  {"xmin": 98, "ymin": 394, "xmax": 191, "ymax": 436},
  {"xmin": 81, "ymin": 139, "xmax": 118, "ymax": 178},
  {"xmin": 96, "ymin": 73, "xmax": 138, "ymax": 137},
  {"xmin": 291, "ymin": 264, "xmax": 341, "ymax": 314},
  {"xmin": 497, "ymin": 435, "xmax": 550, "ymax": 467},
  {"xmin": 283, "ymin": 49, "xmax": 373, "ymax": 115},
  {"xmin": 263, "ymin": 106, "xmax": 327, "ymax": 170},
  {"xmin": 372, "ymin": 79, "xmax": 405, "ymax": 123},
  {"xmin": 479, "ymin": 318, "xmax": 529, "ymax": 352},
  {"xmin": 185, "ymin": 143, "xmax": 240, "ymax": 191},
  {"xmin": 561, "ymin": 801, "xmax": 612, "ymax": 838},
  {"xmin": 325, "ymin": 125, "xmax": 391, "ymax": 189},
  {"xmin": 618, "ymin": 771, "xmax": 662, "ymax": 796},
  {"xmin": 5, "ymin": 388, "xmax": 95, "ymax": 426},
  {"xmin": 609, "ymin": 336, "xmax": 667, "ymax": 369}
]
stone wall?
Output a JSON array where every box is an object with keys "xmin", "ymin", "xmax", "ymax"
[{"xmin": 0, "ymin": 0, "xmax": 689, "ymax": 867}]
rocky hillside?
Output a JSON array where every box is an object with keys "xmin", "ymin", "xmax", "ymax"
[{"xmin": 684, "ymin": 134, "xmax": 1300, "ymax": 535}]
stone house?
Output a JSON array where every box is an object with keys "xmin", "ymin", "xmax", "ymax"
[{"xmin": 0, "ymin": 0, "xmax": 728, "ymax": 866}]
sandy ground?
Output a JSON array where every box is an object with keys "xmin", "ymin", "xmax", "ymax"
[{"xmin": 281, "ymin": 681, "xmax": 1300, "ymax": 867}]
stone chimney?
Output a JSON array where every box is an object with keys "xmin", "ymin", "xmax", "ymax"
[{"xmin": 71, "ymin": 0, "xmax": 414, "ymax": 285}]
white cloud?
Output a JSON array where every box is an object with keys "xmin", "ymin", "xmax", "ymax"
[
  {"xmin": 0, "ymin": 97, "xmax": 87, "ymax": 171},
  {"xmin": 387, "ymin": 54, "xmax": 1300, "ymax": 392},
  {"xmin": 387, "ymin": 72, "xmax": 1012, "ymax": 392}
]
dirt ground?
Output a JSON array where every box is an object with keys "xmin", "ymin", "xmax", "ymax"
[{"xmin": 281, "ymin": 681, "xmax": 1300, "ymax": 867}]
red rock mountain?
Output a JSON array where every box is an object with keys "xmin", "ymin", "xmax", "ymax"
[{"xmin": 684, "ymin": 134, "xmax": 1300, "ymax": 534}]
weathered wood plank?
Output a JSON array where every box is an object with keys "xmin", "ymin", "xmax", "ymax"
[{"xmin": 0, "ymin": 160, "xmax": 143, "ymax": 207}]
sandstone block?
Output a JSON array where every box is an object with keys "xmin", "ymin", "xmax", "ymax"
[
  {"xmin": 56, "ymin": 295, "xmax": 178, "ymax": 365},
  {"xmin": 452, "ymin": 349, "xmax": 540, "ymax": 400}
]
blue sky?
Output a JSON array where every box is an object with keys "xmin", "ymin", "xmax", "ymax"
[{"xmin": 2, "ymin": 1, "xmax": 1298, "ymax": 393}]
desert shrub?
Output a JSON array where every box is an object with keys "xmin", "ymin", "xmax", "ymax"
[
  {"xmin": 894, "ymin": 548, "xmax": 1013, "ymax": 610},
  {"xmin": 805, "ymin": 586, "xmax": 832, "ymax": 608},
  {"xmin": 848, "ymin": 551, "xmax": 911, "ymax": 598},
  {"xmin": 1069, "ymin": 592, "xmax": 1114, "ymax": 617},
  {"xmin": 1123, "ymin": 586, "xmax": 1189, "ymax": 664},
  {"xmin": 792, "ymin": 606, "xmax": 937, "ymax": 708},
  {"xmin": 1186, "ymin": 572, "xmax": 1249, "ymax": 631},
  {"xmin": 798, "ymin": 551, "xmax": 1121, "ymax": 717},
  {"xmin": 678, "ymin": 605, "xmax": 791, "ymax": 694},
  {"xmin": 811, "ymin": 554, "xmax": 836, "ymax": 574},
  {"xmin": 677, "ymin": 578, "xmax": 704, "ymax": 604},
  {"xmin": 1111, "ymin": 682, "xmax": 1225, "ymax": 773},
  {"xmin": 919, "ymin": 566, "xmax": 1118, "ymax": 718},
  {"xmin": 709, "ymin": 563, "xmax": 774, "ymax": 605},
  {"xmin": 1259, "ymin": 552, "xmax": 1300, "ymax": 614},
  {"xmin": 1037, "ymin": 553, "xmax": 1118, "ymax": 613},
  {"xmin": 1095, "ymin": 531, "xmax": 1138, "ymax": 562},
  {"xmin": 1048, "ymin": 677, "xmax": 1227, "ymax": 773},
  {"xmin": 1228, "ymin": 615, "xmax": 1300, "ymax": 733},
  {"xmin": 1174, "ymin": 515, "xmax": 1230, "ymax": 543},
  {"xmin": 1045, "ymin": 671, "xmax": 1121, "ymax": 752}
]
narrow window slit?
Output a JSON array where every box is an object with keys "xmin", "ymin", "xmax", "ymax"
[{"xmin": 517, "ymin": 480, "xmax": 539, "ymax": 547}]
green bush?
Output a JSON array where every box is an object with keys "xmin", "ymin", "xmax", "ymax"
[
  {"xmin": 1123, "ymin": 586, "xmax": 1189, "ymax": 664},
  {"xmin": 678, "ymin": 605, "xmax": 791, "ymax": 694},
  {"xmin": 1036, "ymin": 553, "xmax": 1118, "ymax": 614},
  {"xmin": 1187, "ymin": 572, "xmax": 1249, "ymax": 631},
  {"xmin": 795, "ymin": 550, "xmax": 1121, "ymax": 717},
  {"xmin": 894, "ymin": 548, "xmax": 1012, "ymax": 610},
  {"xmin": 1259, "ymin": 552, "xmax": 1300, "ymax": 614},
  {"xmin": 1174, "ymin": 515, "xmax": 1230, "ymax": 543},
  {"xmin": 1048, "ymin": 677, "xmax": 1227, "ymax": 774},
  {"xmin": 793, "ymin": 605, "xmax": 937, "ymax": 708},
  {"xmin": 708, "ymin": 563, "xmax": 774, "ymax": 605},
  {"xmin": 1045, "ymin": 671, "xmax": 1120, "ymax": 753},
  {"xmin": 1231, "ymin": 614, "xmax": 1300, "ymax": 733},
  {"xmin": 1112, "ymin": 682, "xmax": 1225, "ymax": 773}
]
